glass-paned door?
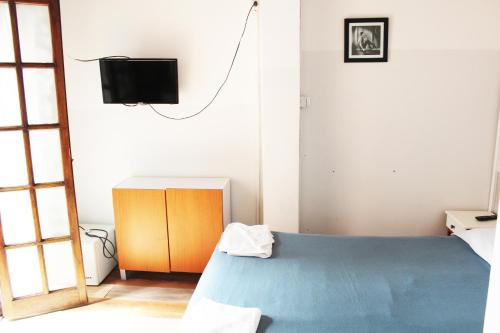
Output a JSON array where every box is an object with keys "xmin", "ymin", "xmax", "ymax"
[{"xmin": 0, "ymin": 0, "xmax": 87, "ymax": 320}]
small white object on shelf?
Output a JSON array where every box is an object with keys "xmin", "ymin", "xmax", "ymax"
[{"xmin": 445, "ymin": 210, "xmax": 497, "ymax": 233}]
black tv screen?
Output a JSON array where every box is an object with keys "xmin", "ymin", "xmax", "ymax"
[{"xmin": 99, "ymin": 58, "xmax": 178, "ymax": 104}]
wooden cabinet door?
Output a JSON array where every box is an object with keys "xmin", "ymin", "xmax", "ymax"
[
  {"xmin": 112, "ymin": 189, "xmax": 170, "ymax": 272},
  {"xmin": 166, "ymin": 189, "xmax": 223, "ymax": 273}
]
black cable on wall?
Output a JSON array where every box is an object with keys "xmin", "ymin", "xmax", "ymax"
[{"xmin": 73, "ymin": 1, "xmax": 258, "ymax": 121}]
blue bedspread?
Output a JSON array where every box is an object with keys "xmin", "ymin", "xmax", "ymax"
[{"xmin": 189, "ymin": 233, "xmax": 490, "ymax": 333}]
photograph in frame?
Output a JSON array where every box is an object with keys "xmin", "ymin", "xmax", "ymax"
[{"xmin": 344, "ymin": 18, "xmax": 389, "ymax": 62}]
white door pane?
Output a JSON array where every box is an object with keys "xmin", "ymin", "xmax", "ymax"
[
  {"xmin": 0, "ymin": 191, "xmax": 35, "ymax": 245},
  {"xmin": 37, "ymin": 187, "xmax": 69, "ymax": 239},
  {"xmin": 30, "ymin": 129, "xmax": 63, "ymax": 183},
  {"xmin": 6, "ymin": 246, "xmax": 43, "ymax": 298},
  {"xmin": 23, "ymin": 68, "xmax": 58, "ymax": 125},
  {"xmin": 0, "ymin": 68, "xmax": 22, "ymax": 127},
  {"xmin": 16, "ymin": 4, "xmax": 53, "ymax": 63},
  {"xmin": 0, "ymin": 3, "xmax": 14, "ymax": 62},
  {"xmin": 44, "ymin": 241, "xmax": 76, "ymax": 291},
  {"xmin": 0, "ymin": 131, "xmax": 28, "ymax": 187}
]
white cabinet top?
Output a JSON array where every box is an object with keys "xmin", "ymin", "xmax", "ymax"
[
  {"xmin": 445, "ymin": 210, "xmax": 497, "ymax": 229},
  {"xmin": 114, "ymin": 177, "xmax": 230, "ymax": 190}
]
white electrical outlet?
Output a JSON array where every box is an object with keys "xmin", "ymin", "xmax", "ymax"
[{"xmin": 300, "ymin": 96, "xmax": 311, "ymax": 109}]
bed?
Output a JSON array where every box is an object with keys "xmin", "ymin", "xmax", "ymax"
[{"xmin": 187, "ymin": 232, "xmax": 491, "ymax": 333}]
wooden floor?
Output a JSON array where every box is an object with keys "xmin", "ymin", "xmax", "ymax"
[
  {"xmin": 86, "ymin": 268, "xmax": 200, "ymax": 318},
  {"xmin": 1, "ymin": 268, "xmax": 200, "ymax": 322}
]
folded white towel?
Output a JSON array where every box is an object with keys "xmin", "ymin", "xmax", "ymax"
[
  {"xmin": 219, "ymin": 222, "xmax": 274, "ymax": 258},
  {"xmin": 179, "ymin": 298, "xmax": 262, "ymax": 333}
]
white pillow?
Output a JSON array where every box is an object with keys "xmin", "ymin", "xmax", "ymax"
[{"xmin": 454, "ymin": 228, "xmax": 496, "ymax": 264}]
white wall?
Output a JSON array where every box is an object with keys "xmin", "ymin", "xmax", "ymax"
[
  {"xmin": 259, "ymin": 0, "xmax": 301, "ymax": 232},
  {"xmin": 60, "ymin": 0, "xmax": 261, "ymax": 225},
  {"xmin": 300, "ymin": 0, "xmax": 500, "ymax": 236}
]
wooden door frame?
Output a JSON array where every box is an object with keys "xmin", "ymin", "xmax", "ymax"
[{"xmin": 0, "ymin": 0, "xmax": 87, "ymax": 320}]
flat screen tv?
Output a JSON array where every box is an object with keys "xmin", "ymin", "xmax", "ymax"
[{"xmin": 99, "ymin": 58, "xmax": 179, "ymax": 104}]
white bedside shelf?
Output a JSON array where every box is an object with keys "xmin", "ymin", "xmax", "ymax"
[{"xmin": 445, "ymin": 210, "xmax": 497, "ymax": 233}]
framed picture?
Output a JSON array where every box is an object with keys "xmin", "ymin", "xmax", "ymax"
[{"xmin": 344, "ymin": 18, "xmax": 389, "ymax": 63}]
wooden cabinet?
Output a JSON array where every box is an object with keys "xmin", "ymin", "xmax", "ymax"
[
  {"xmin": 112, "ymin": 189, "xmax": 170, "ymax": 273},
  {"xmin": 166, "ymin": 189, "xmax": 224, "ymax": 273},
  {"xmin": 112, "ymin": 177, "xmax": 230, "ymax": 277}
]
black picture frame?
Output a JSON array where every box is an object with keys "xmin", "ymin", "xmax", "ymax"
[{"xmin": 344, "ymin": 18, "xmax": 389, "ymax": 63}]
